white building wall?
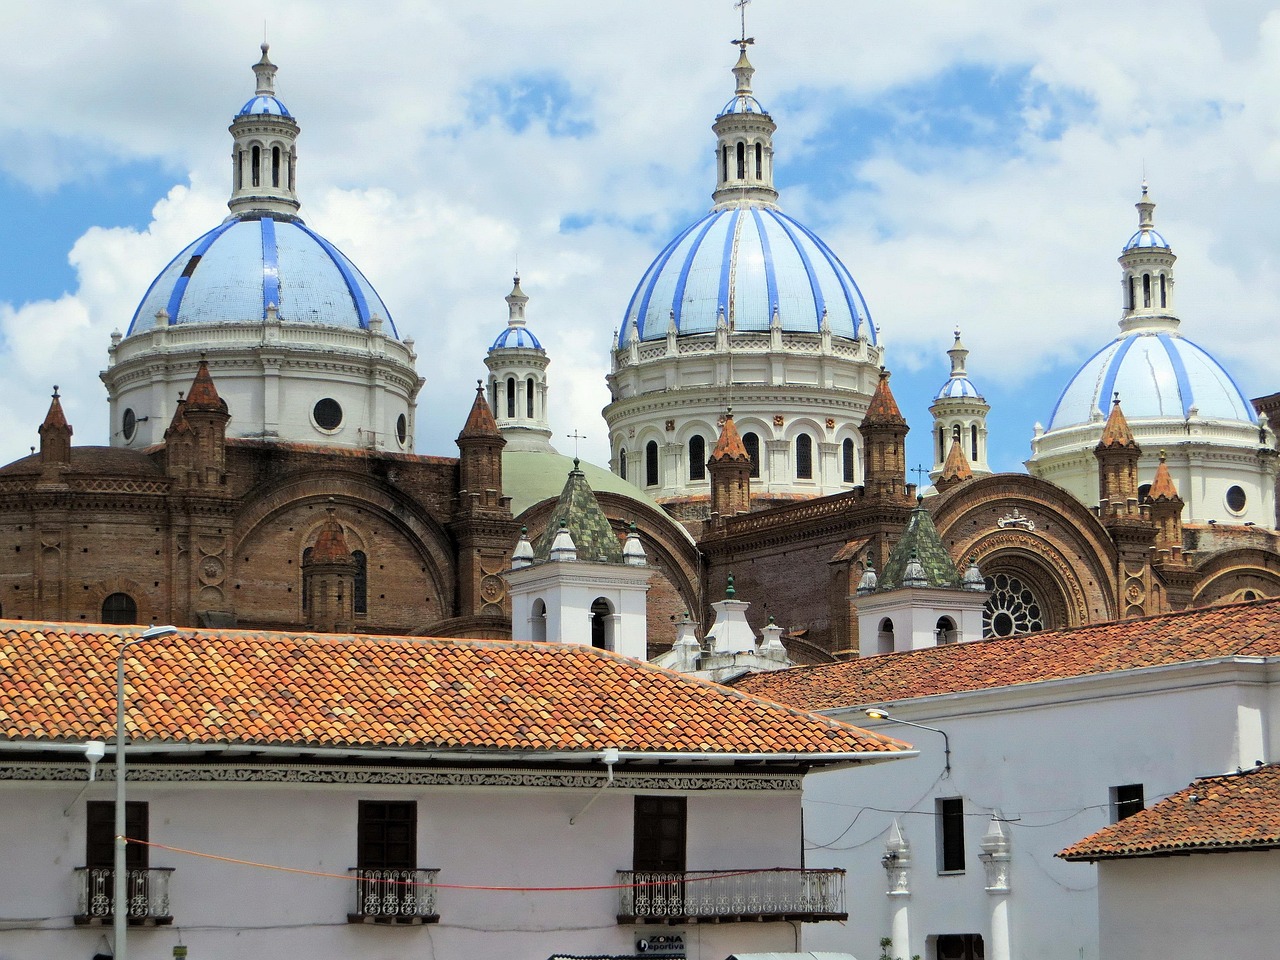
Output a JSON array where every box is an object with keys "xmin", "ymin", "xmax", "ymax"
[
  {"xmin": 796, "ymin": 662, "xmax": 1271, "ymax": 960},
  {"xmin": 0, "ymin": 769, "xmax": 806, "ymax": 960},
  {"xmin": 1096, "ymin": 851, "xmax": 1280, "ymax": 960}
]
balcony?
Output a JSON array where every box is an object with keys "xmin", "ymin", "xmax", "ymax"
[
  {"xmin": 73, "ymin": 867, "xmax": 174, "ymax": 925},
  {"xmin": 617, "ymin": 867, "xmax": 846, "ymax": 924},
  {"xmin": 347, "ymin": 868, "xmax": 440, "ymax": 924}
]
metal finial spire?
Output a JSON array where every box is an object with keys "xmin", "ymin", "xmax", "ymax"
[
  {"xmin": 733, "ymin": 0, "xmax": 755, "ymax": 48},
  {"xmin": 567, "ymin": 429, "xmax": 586, "ymax": 459}
]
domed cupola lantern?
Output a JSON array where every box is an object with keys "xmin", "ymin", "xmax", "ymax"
[
  {"xmin": 928, "ymin": 329, "xmax": 991, "ymax": 484},
  {"xmin": 102, "ymin": 46, "xmax": 423, "ymax": 453},
  {"xmin": 604, "ymin": 33, "xmax": 884, "ymax": 510},
  {"xmin": 484, "ymin": 275, "xmax": 555, "ymax": 453},
  {"xmin": 1028, "ymin": 183, "xmax": 1277, "ymax": 527}
]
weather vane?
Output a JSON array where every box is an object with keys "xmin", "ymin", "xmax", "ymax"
[{"xmin": 733, "ymin": 0, "xmax": 754, "ymax": 49}]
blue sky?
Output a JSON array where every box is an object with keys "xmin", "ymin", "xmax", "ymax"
[{"xmin": 0, "ymin": 0, "xmax": 1277, "ymax": 480}]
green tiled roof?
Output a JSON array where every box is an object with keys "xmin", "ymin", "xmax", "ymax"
[
  {"xmin": 534, "ymin": 461, "xmax": 623, "ymax": 563},
  {"xmin": 881, "ymin": 501, "xmax": 961, "ymax": 589}
]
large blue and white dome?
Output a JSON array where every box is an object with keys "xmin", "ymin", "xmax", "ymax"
[
  {"xmin": 1048, "ymin": 332, "xmax": 1256, "ymax": 429},
  {"xmin": 126, "ymin": 214, "xmax": 396, "ymax": 337},
  {"xmin": 619, "ymin": 206, "xmax": 875, "ymax": 346}
]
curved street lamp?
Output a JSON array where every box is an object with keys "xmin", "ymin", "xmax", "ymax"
[{"xmin": 864, "ymin": 707, "xmax": 952, "ymax": 777}]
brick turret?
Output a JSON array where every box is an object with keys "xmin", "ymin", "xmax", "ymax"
[
  {"xmin": 165, "ymin": 361, "xmax": 230, "ymax": 490},
  {"xmin": 1095, "ymin": 395, "xmax": 1141, "ymax": 516},
  {"xmin": 38, "ymin": 387, "xmax": 72, "ymax": 471},
  {"xmin": 708, "ymin": 412, "xmax": 752, "ymax": 521},
  {"xmin": 303, "ymin": 505, "xmax": 357, "ymax": 633},
  {"xmin": 1094, "ymin": 396, "xmax": 1158, "ymax": 617},
  {"xmin": 860, "ymin": 369, "xmax": 910, "ymax": 502}
]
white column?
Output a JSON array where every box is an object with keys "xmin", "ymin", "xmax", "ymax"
[
  {"xmin": 883, "ymin": 819, "xmax": 911, "ymax": 960},
  {"xmin": 978, "ymin": 812, "xmax": 1012, "ymax": 960}
]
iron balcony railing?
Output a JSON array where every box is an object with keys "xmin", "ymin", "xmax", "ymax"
[
  {"xmin": 73, "ymin": 867, "xmax": 174, "ymax": 925},
  {"xmin": 347, "ymin": 868, "xmax": 440, "ymax": 923},
  {"xmin": 617, "ymin": 867, "xmax": 847, "ymax": 923}
]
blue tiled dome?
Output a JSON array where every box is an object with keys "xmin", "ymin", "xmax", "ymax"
[
  {"xmin": 1049, "ymin": 332, "xmax": 1256, "ymax": 429},
  {"xmin": 238, "ymin": 95, "xmax": 292, "ymax": 117},
  {"xmin": 935, "ymin": 376, "xmax": 981, "ymax": 401},
  {"xmin": 719, "ymin": 92, "xmax": 766, "ymax": 116},
  {"xmin": 620, "ymin": 206, "xmax": 874, "ymax": 346},
  {"xmin": 491, "ymin": 326, "xmax": 543, "ymax": 350},
  {"xmin": 126, "ymin": 214, "xmax": 396, "ymax": 337},
  {"xmin": 1123, "ymin": 226, "xmax": 1169, "ymax": 250}
]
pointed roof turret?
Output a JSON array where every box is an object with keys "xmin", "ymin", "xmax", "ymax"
[
  {"xmin": 534, "ymin": 460, "xmax": 622, "ymax": 564},
  {"xmin": 184, "ymin": 359, "xmax": 228, "ymax": 414},
  {"xmin": 710, "ymin": 411, "xmax": 751, "ymax": 463},
  {"xmin": 939, "ymin": 439, "xmax": 973, "ymax": 484},
  {"xmin": 880, "ymin": 499, "xmax": 963, "ymax": 590},
  {"xmin": 1147, "ymin": 450, "xmax": 1181, "ymax": 502},
  {"xmin": 38, "ymin": 386, "xmax": 72, "ymax": 465},
  {"xmin": 459, "ymin": 381, "xmax": 501, "ymax": 440},
  {"xmin": 309, "ymin": 505, "xmax": 353, "ymax": 563},
  {"xmin": 864, "ymin": 368, "xmax": 907, "ymax": 425},
  {"xmin": 1096, "ymin": 394, "xmax": 1138, "ymax": 450}
]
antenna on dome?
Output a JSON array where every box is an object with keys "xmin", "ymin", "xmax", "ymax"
[{"xmin": 733, "ymin": 0, "xmax": 755, "ymax": 49}]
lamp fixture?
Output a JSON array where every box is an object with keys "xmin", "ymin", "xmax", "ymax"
[{"xmin": 863, "ymin": 707, "xmax": 952, "ymax": 777}]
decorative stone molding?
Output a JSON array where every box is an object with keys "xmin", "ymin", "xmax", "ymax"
[{"xmin": 978, "ymin": 813, "xmax": 1012, "ymax": 893}]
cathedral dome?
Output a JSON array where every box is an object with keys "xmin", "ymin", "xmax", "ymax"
[
  {"xmin": 935, "ymin": 375, "xmax": 980, "ymax": 401},
  {"xmin": 238, "ymin": 94, "xmax": 291, "ymax": 117},
  {"xmin": 125, "ymin": 215, "xmax": 396, "ymax": 337},
  {"xmin": 619, "ymin": 206, "xmax": 874, "ymax": 345},
  {"xmin": 1048, "ymin": 331, "xmax": 1256, "ymax": 429},
  {"xmin": 491, "ymin": 326, "xmax": 542, "ymax": 350}
]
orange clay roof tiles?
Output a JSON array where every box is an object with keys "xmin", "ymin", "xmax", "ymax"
[
  {"xmin": 736, "ymin": 597, "xmax": 1280, "ymax": 712},
  {"xmin": 0, "ymin": 622, "xmax": 909, "ymax": 758},
  {"xmin": 1059, "ymin": 763, "xmax": 1280, "ymax": 860}
]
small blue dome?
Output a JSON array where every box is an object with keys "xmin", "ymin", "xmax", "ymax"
[
  {"xmin": 935, "ymin": 376, "xmax": 981, "ymax": 401},
  {"xmin": 621, "ymin": 206, "xmax": 874, "ymax": 346},
  {"xmin": 1124, "ymin": 227, "xmax": 1169, "ymax": 250},
  {"xmin": 1049, "ymin": 332, "xmax": 1256, "ymax": 429},
  {"xmin": 126, "ymin": 214, "xmax": 396, "ymax": 337},
  {"xmin": 491, "ymin": 327, "xmax": 543, "ymax": 350},
  {"xmin": 238, "ymin": 95, "xmax": 292, "ymax": 117},
  {"xmin": 719, "ymin": 93, "xmax": 767, "ymax": 117}
]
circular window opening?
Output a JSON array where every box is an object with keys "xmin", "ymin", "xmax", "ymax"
[
  {"xmin": 1226, "ymin": 485, "xmax": 1247, "ymax": 514},
  {"xmin": 396, "ymin": 413, "xmax": 408, "ymax": 446},
  {"xmin": 313, "ymin": 398, "xmax": 343, "ymax": 432},
  {"xmin": 991, "ymin": 611, "xmax": 1015, "ymax": 636},
  {"xmin": 122, "ymin": 408, "xmax": 137, "ymax": 442}
]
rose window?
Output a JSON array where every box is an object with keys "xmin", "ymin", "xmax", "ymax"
[{"xmin": 983, "ymin": 573, "xmax": 1044, "ymax": 637}]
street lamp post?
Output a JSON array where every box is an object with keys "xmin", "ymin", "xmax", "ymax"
[
  {"xmin": 114, "ymin": 625, "xmax": 177, "ymax": 960},
  {"xmin": 864, "ymin": 707, "xmax": 952, "ymax": 777}
]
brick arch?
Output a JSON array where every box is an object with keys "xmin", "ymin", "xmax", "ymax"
[
  {"xmin": 88, "ymin": 576, "xmax": 153, "ymax": 626},
  {"xmin": 514, "ymin": 492, "xmax": 702, "ymax": 651},
  {"xmin": 931, "ymin": 474, "xmax": 1119, "ymax": 627},
  {"xmin": 1192, "ymin": 548, "xmax": 1280, "ymax": 607},
  {"xmin": 232, "ymin": 473, "xmax": 456, "ymax": 616}
]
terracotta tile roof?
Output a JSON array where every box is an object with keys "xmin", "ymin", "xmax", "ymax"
[
  {"xmin": 458, "ymin": 383, "xmax": 500, "ymax": 440},
  {"xmin": 1096, "ymin": 398, "xmax": 1137, "ymax": 449},
  {"xmin": 1147, "ymin": 451, "xmax": 1181, "ymax": 501},
  {"xmin": 862, "ymin": 369, "xmax": 906, "ymax": 425},
  {"xmin": 940, "ymin": 439, "xmax": 972, "ymax": 482},
  {"xmin": 710, "ymin": 414, "xmax": 750, "ymax": 462},
  {"xmin": 0, "ymin": 622, "xmax": 909, "ymax": 759},
  {"xmin": 736, "ymin": 597, "xmax": 1280, "ymax": 711},
  {"xmin": 1059, "ymin": 763, "xmax": 1280, "ymax": 861}
]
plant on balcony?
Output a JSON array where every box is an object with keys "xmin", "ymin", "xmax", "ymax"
[{"xmin": 879, "ymin": 937, "xmax": 920, "ymax": 960}]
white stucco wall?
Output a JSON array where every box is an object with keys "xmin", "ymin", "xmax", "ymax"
[
  {"xmin": 1095, "ymin": 850, "xmax": 1280, "ymax": 960},
  {"xmin": 795, "ymin": 659, "xmax": 1276, "ymax": 960},
  {"xmin": 0, "ymin": 767, "xmax": 810, "ymax": 960}
]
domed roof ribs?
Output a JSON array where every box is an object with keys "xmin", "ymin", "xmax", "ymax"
[
  {"xmin": 260, "ymin": 216, "xmax": 281, "ymax": 317},
  {"xmin": 1096, "ymin": 335, "xmax": 1138, "ymax": 421},
  {"xmin": 629, "ymin": 218, "xmax": 704, "ymax": 343},
  {"xmin": 669, "ymin": 213, "xmax": 725, "ymax": 328},
  {"xmin": 749, "ymin": 208, "xmax": 780, "ymax": 325},
  {"xmin": 294, "ymin": 222, "xmax": 397, "ymax": 335},
  {"xmin": 777, "ymin": 210, "xmax": 873, "ymax": 342},
  {"xmin": 158, "ymin": 221, "xmax": 237, "ymax": 328},
  {"xmin": 716, "ymin": 207, "xmax": 743, "ymax": 321},
  {"xmin": 770, "ymin": 211, "xmax": 828, "ymax": 332}
]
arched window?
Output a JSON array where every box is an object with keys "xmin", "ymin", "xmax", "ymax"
[
  {"xmin": 755, "ymin": 142, "xmax": 762, "ymax": 178},
  {"xmin": 590, "ymin": 597, "xmax": 613, "ymax": 650},
  {"xmin": 938, "ymin": 426, "xmax": 946, "ymax": 464},
  {"xmin": 1160, "ymin": 274, "xmax": 1167, "ymax": 307},
  {"xmin": 1143, "ymin": 273, "xmax": 1152, "ymax": 307},
  {"xmin": 796, "ymin": 434, "xmax": 813, "ymax": 479},
  {"xmin": 971, "ymin": 424, "xmax": 979, "ymax": 462},
  {"xmin": 531, "ymin": 599, "xmax": 547, "ymax": 642},
  {"xmin": 251, "ymin": 145, "xmax": 261, "ymax": 187},
  {"xmin": 743, "ymin": 432, "xmax": 760, "ymax": 479},
  {"xmin": 271, "ymin": 146, "xmax": 281, "ymax": 187},
  {"xmin": 688, "ymin": 436, "xmax": 706, "ymax": 481},
  {"xmin": 287, "ymin": 149, "xmax": 294, "ymax": 189},
  {"xmin": 506, "ymin": 377, "xmax": 516, "ymax": 419},
  {"xmin": 736, "ymin": 141, "xmax": 745, "ymax": 179},
  {"xmin": 102, "ymin": 592, "xmax": 137, "ymax": 626},
  {"xmin": 722, "ymin": 145, "xmax": 729, "ymax": 183},
  {"xmin": 645, "ymin": 441, "xmax": 659, "ymax": 486},
  {"xmin": 1128, "ymin": 276, "xmax": 1136, "ymax": 310},
  {"xmin": 877, "ymin": 618, "xmax": 894, "ymax": 655},
  {"xmin": 936, "ymin": 616, "xmax": 957, "ymax": 645},
  {"xmin": 526, "ymin": 378, "xmax": 534, "ymax": 418},
  {"xmin": 352, "ymin": 550, "xmax": 367, "ymax": 615},
  {"xmin": 236, "ymin": 150, "xmax": 244, "ymax": 190},
  {"xmin": 842, "ymin": 438, "xmax": 855, "ymax": 483},
  {"xmin": 618, "ymin": 447, "xmax": 628, "ymax": 480},
  {"xmin": 952, "ymin": 424, "xmax": 961, "ymax": 446},
  {"xmin": 301, "ymin": 547, "xmax": 313, "ymax": 610}
]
